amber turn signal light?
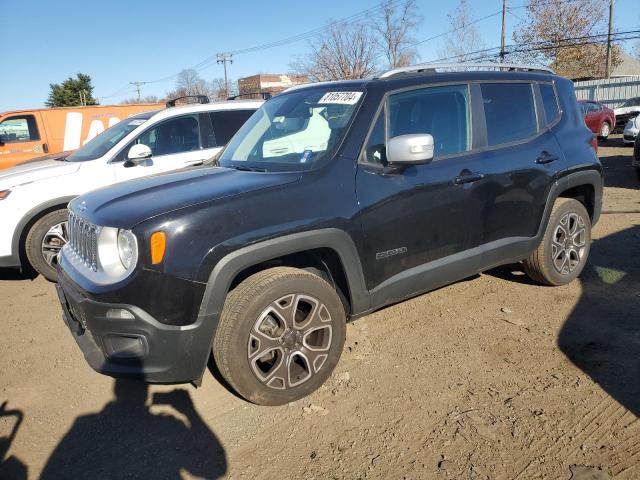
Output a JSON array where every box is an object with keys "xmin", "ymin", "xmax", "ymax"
[{"xmin": 150, "ymin": 231, "xmax": 166, "ymax": 264}]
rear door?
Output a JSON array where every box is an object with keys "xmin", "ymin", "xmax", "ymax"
[
  {"xmin": 476, "ymin": 81, "xmax": 563, "ymax": 266},
  {"xmin": 0, "ymin": 112, "xmax": 48, "ymax": 169}
]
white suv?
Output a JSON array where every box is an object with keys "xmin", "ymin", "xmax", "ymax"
[{"xmin": 0, "ymin": 99, "xmax": 262, "ymax": 280}]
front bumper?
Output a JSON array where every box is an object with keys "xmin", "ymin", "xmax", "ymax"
[
  {"xmin": 623, "ymin": 128, "xmax": 638, "ymax": 144},
  {"xmin": 56, "ymin": 268, "xmax": 219, "ymax": 383}
]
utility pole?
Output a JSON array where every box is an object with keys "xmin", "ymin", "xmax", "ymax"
[
  {"xmin": 217, "ymin": 53, "xmax": 233, "ymax": 99},
  {"xmin": 129, "ymin": 81, "xmax": 147, "ymax": 102},
  {"xmin": 500, "ymin": 0, "xmax": 507, "ymax": 62},
  {"xmin": 605, "ymin": 0, "xmax": 614, "ymax": 78}
]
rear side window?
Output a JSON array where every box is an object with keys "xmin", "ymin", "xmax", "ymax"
[
  {"xmin": 389, "ymin": 84, "xmax": 470, "ymax": 157},
  {"xmin": 210, "ymin": 110, "xmax": 255, "ymax": 147},
  {"xmin": 481, "ymin": 83, "xmax": 537, "ymax": 146},
  {"xmin": 137, "ymin": 115, "xmax": 200, "ymax": 156},
  {"xmin": 540, "ymin": 84, "xmax": 560, "ymax": 125},
  {"xmin": 0, "ymin": 115, "xmax": 40, "ymax": 143}
]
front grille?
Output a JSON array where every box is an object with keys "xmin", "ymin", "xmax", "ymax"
[{"xmin": 67, "ymin": 211, "xmax": 99, "ymax": 271}]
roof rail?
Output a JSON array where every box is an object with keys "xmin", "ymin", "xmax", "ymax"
[
  {"xmin": 166, "ymin": 95, "xmax": 210, "ymax": 108},
  {"xmin": 379, "ymin": 62, "xmax": 554, "ymax": 78}
]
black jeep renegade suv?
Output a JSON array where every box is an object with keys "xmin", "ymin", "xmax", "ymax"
[{"xmin": 57, "ymin": 64, "xmax": 603, "ymax": 405}]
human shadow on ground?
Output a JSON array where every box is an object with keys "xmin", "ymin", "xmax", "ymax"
[
  {"xmin": 599, "ymin": 136, "xmax": 638, "ymax": 191},
  {"xmin": 557, "ymin": 224, "xmax": 640, "ymax": 416},
  {"xmin": 0, "ymin": 401, "xmax": 28, "ymax": 480},
  {"xmin": 0, "ymin": 267, "xmax": 37, "ymax": 281},
  {"xmin": 40, "ymin": 377, "xmax": 227, "ymax": 479}
]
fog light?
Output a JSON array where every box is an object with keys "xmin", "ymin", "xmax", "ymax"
[{"xmin": 106, "ymin": 308, "xmax": 135, "ymax": 320}]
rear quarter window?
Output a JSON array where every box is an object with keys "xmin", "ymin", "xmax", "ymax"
[
  {"xmin": 481, "ymin": 83, "xmax": 537, "ymax": 146},
  {"xmin": 210, "ymin": 109, "xmax": 256, "ymax": 147},
  {"xmin": 540, "ymin": 84, "xmax": 560, "ymax": 125}
]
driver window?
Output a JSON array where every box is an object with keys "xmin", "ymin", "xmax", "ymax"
[
  {"xmin": 0, "ymin": 115, "xmax": 40, "ymax": 144},
  {"xmin": 135, "ymin": 115, "xmax": 200, "ymax": 157},
  {"xmin": 364, "ymin": 111, "xmax": 387, "ymax": 165}
]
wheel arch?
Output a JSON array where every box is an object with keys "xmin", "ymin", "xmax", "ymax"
[
  {"xmin": 13, "ymin": 196, "xmax": 76, "ymax": 268},
  {"xmin": 197, "ymin": 229, "xmax": 371, "ymax": 326}
]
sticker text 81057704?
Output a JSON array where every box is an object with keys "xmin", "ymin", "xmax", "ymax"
[{"xmin": 318, "ymin": 92, "xmax": 363, "ymax": 105}]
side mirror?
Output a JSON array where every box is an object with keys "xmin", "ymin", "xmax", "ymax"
[
  {"xmin": 126, "ymin": 144, "xmax": 152, "ymax": 165},
  {"xmin": 387, "ymin": 134, "xmax": 434, "ymax": 166}
]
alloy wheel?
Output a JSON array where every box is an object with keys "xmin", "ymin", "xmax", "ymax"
[
  {"xmin": 551, "ymin": 212, "xmax": 586, "ymax": 275},
  {"xmin": 41, "ymin": 221, "xmax": 68, "ymax": 267},
  {"xmin": 248, "ymin": 293, "xmax": 333, "ymax": 390}
]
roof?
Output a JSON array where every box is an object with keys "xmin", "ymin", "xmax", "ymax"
[
  {"xmin": 149, "ymin": 99, "xmax": 263, "ymax": 123},
  {"xmin": 284, "ymin": 69, "xmax": 557, "ymax": 95}
]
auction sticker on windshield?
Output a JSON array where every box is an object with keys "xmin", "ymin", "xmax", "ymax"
[{"xmin": 318, "ymin": 92, "xmax": 362, "ymax": 105}]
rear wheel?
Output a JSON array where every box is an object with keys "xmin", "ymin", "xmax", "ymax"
[
  {"xmin": 524, "ymin": 198, "xmax": 591, "ymax": 286},
  {"xmin": 25, "ymin": 209, "xmax": 68, "ymax": 282},
  {"xmin": 213, "ymin": 267, "xmax": 346, "ymax": 405},
  {"xmin": 599, "ymin": 121, "xmax": 610, "ymax": 141}
]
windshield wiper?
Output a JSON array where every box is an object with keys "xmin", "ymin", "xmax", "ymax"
[{"xmin": 227, "ymin": 165, "xmax": 267, "ymax": 172}]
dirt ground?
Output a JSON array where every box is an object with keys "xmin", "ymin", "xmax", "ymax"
[{"xmin": 1, "ymin": 136, "xmax": 638, "ymax": 480}]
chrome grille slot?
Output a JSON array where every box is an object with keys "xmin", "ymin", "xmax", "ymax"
[{"xmin": 67, "ymin": 211, "xmax": 99, "ymax": 271}]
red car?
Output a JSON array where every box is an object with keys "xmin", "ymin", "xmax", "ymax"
[{"xmin": 579, "ymin": 100, "xmax": 616, "ymax": 141}]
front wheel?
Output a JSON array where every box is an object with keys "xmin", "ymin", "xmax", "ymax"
[
  {"xmin": 213, "ymin": 267, "xmax": 346, "ymax": 405},
  {"xmin": 598, "ymin": 122, "xmax": 610, "ymax": 141},
  {"xmin": 524, "ymin": 198, "xmax": 591, "ymax": 286},
  {"xmin": 25, "ymin": 209, "xmax": 69, "ymax": 282}
]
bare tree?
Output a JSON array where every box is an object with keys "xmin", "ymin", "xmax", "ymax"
[
  {"xmin": 437, "ymin": 0, "xmax": 486, "ymax": 62},
  {"xmin": 120, "ymin": 95, "xmax": 160, "ymax": 104},
  {"xmin": 633, "ymin": 41, "xmax": 640, "ymax": 61},
  {"xmin": 372, "ymin": 0, "xmax": 422, "ymax": 68},
  {"xmin": 511, "ymin": 0, "xmax": 621, "ymax": 78},
  {"xmin": 166, "ymin": 71, "xmax": 228, "ymax": 100},
  {"xmin": 293, "ymin": 22, "xmax": 379, "ymax": 81}
]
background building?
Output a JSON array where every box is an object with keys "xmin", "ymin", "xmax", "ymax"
[{"xmin": 237, "ymin": 74, "xmax": 309, "ymax": 98}]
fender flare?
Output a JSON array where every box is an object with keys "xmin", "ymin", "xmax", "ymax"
[
  {"xmin": 197, "ymin": 228, "xmax": 371, "ymax": 322},
  {"xmin": 11, "ymin": 196, "xmax": 77, "ymax": 266},
  {"xmin": 542, "ymin": 170, "xmax": 603, "ymax": 236}
]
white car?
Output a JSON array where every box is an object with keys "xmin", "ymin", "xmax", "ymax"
[
  {"xmin": 623, "ymin": 114, "xmax": 639, "ymax": 145},
  {"xmin": 0, "ymin": 99, "xmax": 262, "ymax": 280},
  {"xmin": 614, "ymin": 96, "xmax": 640, "ymax": 140}
]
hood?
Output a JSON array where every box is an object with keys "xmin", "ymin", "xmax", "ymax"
[
  {"xmin": 0, "ymin": 152, "xmax": 80, "ymax": 189},
  {"xmin": 71, "ymin": 166, "xmax": 301, "ymax": 228},
  {"xmin": 614, "ymin": 106, "xmax": 640, "ymax": 115}
]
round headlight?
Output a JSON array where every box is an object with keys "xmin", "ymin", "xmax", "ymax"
[{"xmin": 117, "ymin": 229, "xmax": 138, "ymax": 270}]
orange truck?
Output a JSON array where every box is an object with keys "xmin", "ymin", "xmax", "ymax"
[{"xmin": 0, "ymin": 103, "xmax": 164, "ymax": 170}]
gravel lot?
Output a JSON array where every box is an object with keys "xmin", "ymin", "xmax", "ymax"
[{"xmin": 1, "ymin": 136, "xmax": 638, "ymax": 480}]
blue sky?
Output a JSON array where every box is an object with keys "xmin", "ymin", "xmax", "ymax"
[{"xmin": 0, "ymin": 0, "xmax": 638, "ymax": 111}]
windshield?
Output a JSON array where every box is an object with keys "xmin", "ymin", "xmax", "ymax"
[
  {"xmin": 621, "ymin": 98, "xmax": 640, "ymax": 108},
  {"xmin": 66, "ymin": 115, "xmax": 151, "ymax": 162},
  {"xmin": 219, "ymin": 88, "xmax": 364, "ymax": 171}
]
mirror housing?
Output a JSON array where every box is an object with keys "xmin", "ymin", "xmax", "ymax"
[
  {"xmin": 126, "ymin": 144, "xmax": 152, "ymax": 165},
  {"xmin": 387, "ymin": 134, "xmax": 434, "ymax": 166}
]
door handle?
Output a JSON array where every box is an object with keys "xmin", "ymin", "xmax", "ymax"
[
  {"xmin": 535, "ymin": 151, "xmax": 558, "ymax": 164},
  {"xmin": 42, "ymin": 143, "xmax": 49, "ymax": 153},
  {"xmin": 454, "ymin": 172, "xmax": 485, "ymax": 185},
  {"xmin": 184, "ymin": 159, "xmax": 205, "ymax": 166}
]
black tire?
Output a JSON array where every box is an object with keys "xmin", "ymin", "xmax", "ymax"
[
  {"xmin": 213, "ymin": 266, "xmax": 346, "ymax": 405},
  {"xmin": 25, "ymin": 209, "xmax": 68, "ymax": 282},
  {"xmin": 524, "ymin": 198, "xmax": 591, "ymax": 286}
]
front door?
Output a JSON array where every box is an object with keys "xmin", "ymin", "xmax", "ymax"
[
  {"xmin": 356, "ymin": 83, "xmax": 487, "ymax": 302},
  {"xmin": 0, "ymin": 112, "xmax": 47, "ymax": 169},
  {"xmin": 114, "ymin": 114, "xmax": 214, "ymax": 182}
]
